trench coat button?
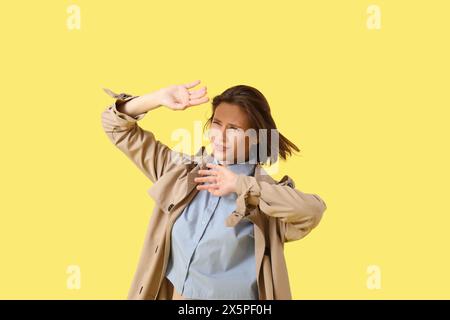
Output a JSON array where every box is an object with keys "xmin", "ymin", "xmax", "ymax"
[
  {"xmin": 168, "ymin": 203, "xmax": 174, "ymax": 211},
  {"xmin": 154, "ymin": 245, "xmax": 159, "ymax": 253},
  {"xmin": 139, "ymin": 286, "xmax": 143, "ymax": 294}
]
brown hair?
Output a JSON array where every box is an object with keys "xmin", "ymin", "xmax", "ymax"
[{"xmin": 203, "ymin": 85, "xmax": 300, "ymax": 165}]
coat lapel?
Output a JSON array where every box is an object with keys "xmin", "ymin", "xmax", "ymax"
[{"xmin": 147, "ymin": 146, "xmax": 210, "ymax": 212}]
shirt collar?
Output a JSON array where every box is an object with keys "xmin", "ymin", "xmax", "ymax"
[{"xmin": 211, "ymin": 154, "xmax": 256, "ymax": 176}]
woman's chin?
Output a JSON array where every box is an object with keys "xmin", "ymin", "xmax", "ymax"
[
  {"xmin": 212, "ymin": 149, "xmax": 224, "ymax": 159},
  {"xmin": 212, "ymin": 149, "xmax": 232, "ymax": 162}
]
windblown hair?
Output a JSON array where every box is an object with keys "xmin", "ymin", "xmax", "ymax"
[{"xmin": 203, "ymin": 85, "xmax": 300, "ymax": 165}]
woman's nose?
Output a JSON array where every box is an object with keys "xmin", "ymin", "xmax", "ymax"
[
  {"xmin": 210, "ymin": 126, "xmax": 229, "ymax": 142},
  {"xmin": 218, "ymin": 126, "xmax": 228, "ymax": 140}
]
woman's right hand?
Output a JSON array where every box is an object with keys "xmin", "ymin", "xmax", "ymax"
[{"xmin": 158, "ymin": 79, "xmax": 209, "ymax": 110}]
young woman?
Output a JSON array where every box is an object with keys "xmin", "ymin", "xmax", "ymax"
[{"xmin": 101, "ymin": 80, "xmax": 327, "ymax": 300}]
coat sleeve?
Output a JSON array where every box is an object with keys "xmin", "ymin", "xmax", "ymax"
[
  {"xmin": 100, "ymin": 88, "xmax": 188, "ymax": 183},
  {"xmin": 234, "ymin": 174, "xmax": 327, "ymax": 242}
]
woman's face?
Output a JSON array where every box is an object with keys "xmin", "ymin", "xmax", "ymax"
[{"xmin": 208, "ymin": 102, "xmax": 254, "ymax": 164}]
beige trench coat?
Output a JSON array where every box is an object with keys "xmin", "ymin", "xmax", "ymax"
[{"xmin": 100, "ymin": 88, "xmax": 327, "ymax": 300}]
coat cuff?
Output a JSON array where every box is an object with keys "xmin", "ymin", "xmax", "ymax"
[
  {"xmin": 103, "ymin": 87, "xmax": 147, "ymax": 125},
  {"xmin": 225, "ymin": 175, "xmax": 261, "ymax": 227},
  {"xmin": 235, "ymin": 175, "xmax": 261, "ymax": 199}
]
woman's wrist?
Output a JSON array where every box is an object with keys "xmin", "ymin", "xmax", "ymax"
[
  {"xmin": 117, "ymin": 89, "xmax": 164, "ymax": 117},
  {"xmin": 141, "ymin": 89, "xmax": 165, "ymax": 111}
]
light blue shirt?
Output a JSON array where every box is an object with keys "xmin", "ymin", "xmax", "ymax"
[{"xmin": 165, "ymin": 156, "xmax": 258, "ymax": 299}]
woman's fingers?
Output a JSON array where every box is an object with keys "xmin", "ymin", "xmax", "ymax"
[
  {"xmin": 196, "ymin": 167, "xmax": 221, "ymax": 192},
  {"xmin": 183, "ymin": 79, "xmax": 201, "ymax": 89},
  {"xmin": 187, "ymin": 85, "xmax": 209, "ymax": 107},
  {"xmin": 205, "ymin": 163, "xmax": 228, "ymax": 171},
  {"xmin": 188, "ymin": 96, "xmax": 210, "ymax": 106},
  {"xmin": 196, "ymin": 169, "xmax": 219, "ymax": 191},
  {"xmin": 189, "ymin": 86, "xmax": 207, "ymax": 99},
  {"xmin": 174, "ymin": 81, "xmax": 208, "ymax": 107},
  {"xmin": 196, "ymin": 184, "xmax": 220, "ymax": 191},
  {"xmin": 198, "ymin": 169, "xmax": 218, "ymax": 176},
  {"xmin": 194, "ymin": 176, "xmax": 217, "ymax": 183}
]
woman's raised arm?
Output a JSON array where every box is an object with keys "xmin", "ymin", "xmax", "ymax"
[{"xmin": 100, "ymin": 80, "xmax": 209, "ymax": 183}]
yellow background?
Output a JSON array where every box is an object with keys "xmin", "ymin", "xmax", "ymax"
[{"xmin": 1, "ymin": 0, "xmax": 449, "ymax": 299}]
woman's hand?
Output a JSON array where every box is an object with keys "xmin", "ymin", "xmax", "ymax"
[
  {"xmin": 113, "ymin": 80, "xmax": 209, "ymax": 117},
  {"xmin": 194, "ymin": 163, "xmax": 239, "ymax": 196},
  {"xmin": 159, "ymin": 79, "xmax": 209, "ymax": 110}
]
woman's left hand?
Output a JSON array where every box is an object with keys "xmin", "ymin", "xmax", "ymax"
[{"xmin": 194, "ymin": 163, "xmax": 238, "ymax": 196}]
